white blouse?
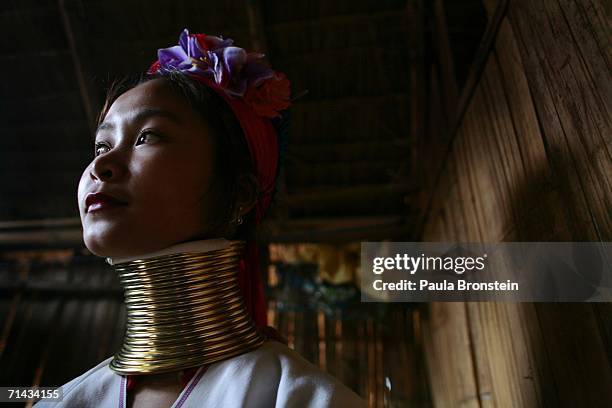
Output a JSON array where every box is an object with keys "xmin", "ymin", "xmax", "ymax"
[{"xmin": 34, "ymin": 340, "xmax": 365, "ymax": 407}]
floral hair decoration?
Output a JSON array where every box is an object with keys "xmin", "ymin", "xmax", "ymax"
[
  {"xmin": 147, "ymin": 28, "xmax": 291, "ymax": 118},
  {"xmin": 146, "ymin": 29, "xmax": 292, "ymax": 329}
]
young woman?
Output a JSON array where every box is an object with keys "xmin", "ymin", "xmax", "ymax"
[{"xmin": 36, "ymin": 29, "xmax": 364, "ymax": 407}]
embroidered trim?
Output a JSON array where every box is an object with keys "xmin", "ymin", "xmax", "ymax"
[
  {"xmin": 118, "ymin": 376, "xmax": 126, "ymax": 408},
  {"xmin": 174, "ymin": 366, "xmax": 208, "ymax": 408}
]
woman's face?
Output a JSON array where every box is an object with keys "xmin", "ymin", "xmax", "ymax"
[{"xmin": 77, "ymin": 78, "xmax": 218, "ymax": 258}]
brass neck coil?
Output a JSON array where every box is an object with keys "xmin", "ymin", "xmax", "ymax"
[{"xmin": 109, "ymin": 240, "xmax": 264, "ymax": 375}]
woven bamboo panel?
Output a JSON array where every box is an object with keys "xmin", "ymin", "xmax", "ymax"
[{"xmin": 419, "ymin": 0, "xmax": 612, "ymax": 406}]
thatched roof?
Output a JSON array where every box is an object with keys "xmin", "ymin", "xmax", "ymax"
[{"xmin": 0, "ymin": 0, "xmax": 486, "ymax": 245}]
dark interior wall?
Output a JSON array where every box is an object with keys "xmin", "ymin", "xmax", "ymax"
[{"xmin": 418, "ymin": 0, "xmax": 612, "ymax": 406}]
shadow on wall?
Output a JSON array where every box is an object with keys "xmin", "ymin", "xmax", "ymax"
[
  {"xmin": 511, "ymin": 146, "xmax": 600, "ymax": 242},
  {"xmin": 506, "ymin": 153, "xmax": 612, "ymax": 406}
]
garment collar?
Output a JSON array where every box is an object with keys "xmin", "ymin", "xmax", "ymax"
[{"xmin": 105, "ymin": 238, "xmax": 231, "ymax": 265}]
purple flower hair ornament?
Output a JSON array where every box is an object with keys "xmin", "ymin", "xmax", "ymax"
[{"xmin": 148, "ymin": 28, "xmax": 276, "ymax": 98}]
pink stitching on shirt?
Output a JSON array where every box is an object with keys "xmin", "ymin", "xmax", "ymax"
[
  {"xmin": 174, "ymin": 367, "xmax": 206, "ymax": 408},
  {"xmin": 119, "ymin": 376, "xmax": 126, "ymax": 408}
]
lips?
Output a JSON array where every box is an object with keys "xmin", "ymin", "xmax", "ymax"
[{"xmin": 85, "ymin": 192, "xmax": 128, "ymax": 213}]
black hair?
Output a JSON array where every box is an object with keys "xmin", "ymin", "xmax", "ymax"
[{"xmin": 97, "ymin": 71, "xmax": 258, "ymax": 240}]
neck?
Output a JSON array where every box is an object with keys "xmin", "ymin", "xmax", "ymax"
[{"xmin": 108, "ymin": 240, "xmax": 264, "ymax": 375}]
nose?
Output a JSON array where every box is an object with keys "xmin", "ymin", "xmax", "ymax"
[{"xmin": 90, "ymin": 150, "xmax": 127, "ymax": 182}]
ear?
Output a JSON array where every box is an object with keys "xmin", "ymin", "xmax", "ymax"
[{"xmin": 234, "ymin": 173, "xmax": 259, "ymax": 217}]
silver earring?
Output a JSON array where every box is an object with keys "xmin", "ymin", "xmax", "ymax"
[{"xmin": 235, "ymin": 206, "xmax": 243, "ymax": 226}]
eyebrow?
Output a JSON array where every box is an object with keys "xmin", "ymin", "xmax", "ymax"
[{"xmin": 95, "ymin": 107, "xmax": 182, "ymax": 135}]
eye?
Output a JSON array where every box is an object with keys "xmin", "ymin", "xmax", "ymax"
[
  {"xmin": 94, "ymin": 142, "xmax": 110, "ymax": 157},
  {"xmin": 135, "ymin": 130, "xmax": 160, "ymax": 146}
]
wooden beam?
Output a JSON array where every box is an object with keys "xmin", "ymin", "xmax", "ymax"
[
  {"xmin": 0, "ymin": 217, "xmax": 82, "ymax": 248},
  {"xmin": 58, "ymin": 0, "xmax": 99, "ymax": 131},
  {"xmin": 0, "ymin": 228, "xmax": 83, "ymax": 248},
  {"xmin": 0, "ymin": 217, "xmax": 80, "ymax": 230},
  {"xmin": 289, "ymin": 140, "xmax": 410, "ymax": 162},
  {"xmin": 0, "ymin": 284, "xmax": 122, "ymax": 298},
  {"xmin": 294, "ymin": 93, "xmax": 408, "ymax": 106},
  {"xmin": 0, "ymin": 119, "xmax": 88, "ymax": 134},
  {"xmin": 269, "ymin": 10, "xmax": 405, "ymax": 30},
  {"xmin": 271, "ymin": 216, "xmax": 407, "ymax": 230},
  {"xmin": 432, "ymin": 0, "xmax": 459, "ymax": 117},
  {"xmin": 244, "ymin": 0, "xmax": 268, "ymax": 53},
  {"xmin": 416, "ymin": 0, "xmax": 509, "ymax": 240},
  {"xmin": 286, "ymin": 183, "xmax": 418, "ymax": 208},
  {"xmin": 407, "ymin": 0, "xmax": 426, "ymax": 208},
  {"xmin": 266, "ymin": 216, "xmax": 413, "ymax": 243}
]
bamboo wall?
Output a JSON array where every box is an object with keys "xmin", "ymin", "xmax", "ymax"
[{"xmin": 418, "ymin": 0, "xmax": 611, "ymax": 406}]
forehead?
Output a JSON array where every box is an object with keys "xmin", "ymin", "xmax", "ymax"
[{"xmin": 104, "ymin": 78, "xmax": 193, "ymax": 123}]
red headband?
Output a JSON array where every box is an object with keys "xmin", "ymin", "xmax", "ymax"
[
  {"xmin": 189, "ymin": 75, "xmax": 278, "ymax": 328},
  {"xmin": 194, "ymin": 76, "xmax": 280, "ymax": 223}
]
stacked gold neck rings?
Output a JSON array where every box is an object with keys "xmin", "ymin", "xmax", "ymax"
[{"xmin": 109, "ymin": 240, "xmax": 264, "ymax": 375}]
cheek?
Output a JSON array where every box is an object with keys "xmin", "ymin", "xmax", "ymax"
[
  {"xmin": 136, "ymin": 152, "xmax": 215, "ymax": 209},
  {"xmin": 76, "ymin": 165, "xmax": 92, "ymax": 210}
]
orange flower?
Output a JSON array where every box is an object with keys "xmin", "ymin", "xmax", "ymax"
[{"xmin": 243, "ymin": 72, "xmax": 291, "ymax": 118}]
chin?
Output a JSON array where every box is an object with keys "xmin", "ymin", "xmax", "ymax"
[
  {"xmin": 82, "ymin": 229, "xmax": 135, "ymax": 259},
  {"xmin": 83, "ymin": 237, "xmax": 121, "ymax": 258},
  {"xmin": 83, "ymin": 230, "xmax": 179, "ymax": 259}
]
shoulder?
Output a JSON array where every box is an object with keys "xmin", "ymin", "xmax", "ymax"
[
  {"xmin": 202, "ymin": 340, "xmax": 365, "ymax": 407},
  {"xmin": 264, "ymin": 341, "xmax": 365, "ymax": 407},
  {"xmin": 34, "ymin": 356, "xmax": 120, "ymax": 408}
]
